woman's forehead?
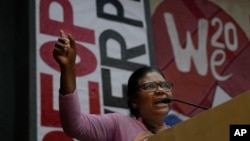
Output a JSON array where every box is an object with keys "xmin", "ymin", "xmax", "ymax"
[{"xmin": 139, "ymin": 72, "xmax": 165, "ymax": 82}]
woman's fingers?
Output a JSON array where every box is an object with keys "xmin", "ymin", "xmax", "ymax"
[
  {"xmin": 68, "ymin": 34, "xmax": 76, "ymax": 49},
  {"xmin": 57, "ymin": 37, "xmax": 70, "ymax": 45},
  {"xmin": 54, "ymin": 30, "xmax": 74, "ymax": 55},
  {"xmin": 59, "ymin": 30, "xmax": 66, "ymax": 38},
  {"xmin": 55, "ymin": 41, "xmax": 68, "ymax": 52}
]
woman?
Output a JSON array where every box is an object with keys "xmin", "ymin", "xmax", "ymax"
[{"xmin": 54, "ymin": 30, "xmax": 173, "ymax": 141}]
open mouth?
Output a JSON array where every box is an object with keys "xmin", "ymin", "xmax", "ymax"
[{"xmin": 154, "ymin": 98, "xmax": 167, "ymax": 105}]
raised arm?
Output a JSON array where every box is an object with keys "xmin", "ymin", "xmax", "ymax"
[
  {"xmin": 53, "ymin": 30, "xmax": 76, "ymax": 95},
  {"xmin": 54, "ymin": 30, "xmax": 117, "ymax": 141},
  {"xmin": 54, "ymin": 30, "xmax": 83, "ymax": 138}
]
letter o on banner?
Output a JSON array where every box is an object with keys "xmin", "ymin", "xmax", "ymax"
[{"xmin": 43, "ymin": 131, "xmax": 73, "ymax": 141}]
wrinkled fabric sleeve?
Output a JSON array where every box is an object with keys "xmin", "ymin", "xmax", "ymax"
[{"xmin": 59, "ymin": 90, "xmax": 116, "ymax": 141}]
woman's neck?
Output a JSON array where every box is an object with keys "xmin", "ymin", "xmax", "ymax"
[{"xmin": 141, "ymin": 118, "xmax": 167, "ymax": 133}]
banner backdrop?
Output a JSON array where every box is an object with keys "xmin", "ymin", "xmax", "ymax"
[
  {"xmin": 36, "ymin": 0, "xmax": 250, "ymax": 140},
  {"xmin": 150, "ymin": 0, "xmax": 250, "ymax": 120},
  {"xmin": 36, "ymin": 0, "xmax": 153, "ymax": 140}
]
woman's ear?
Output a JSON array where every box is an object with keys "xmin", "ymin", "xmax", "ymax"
[{"xmin": 131, "ymin": 97, "xmax": 138, "ymax": 109}]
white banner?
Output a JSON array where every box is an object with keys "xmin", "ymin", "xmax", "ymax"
[{"xmin": 36, "ymin": 0, "xmax": 152, "ymax": 140}]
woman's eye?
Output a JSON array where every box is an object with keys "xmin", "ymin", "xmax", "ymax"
[
  {"xmin": 144, "ymin": 84, "xmax": 150, "ymax": 89},
  {"xmin": 148, "ymin": 83, "xmax": 156, "ymax": 88},
  {"xmin": 162, "ymin": 83, "xmax": 168, "ymax": 88}
]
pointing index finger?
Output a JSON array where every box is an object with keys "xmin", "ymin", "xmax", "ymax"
[
  {"xmin": 59, "ymin": 30, "xmax": 66, "ymax": 38},
  {"xmin": 59, "ymin": 30, "xmax": 70, "ymax": 44}
]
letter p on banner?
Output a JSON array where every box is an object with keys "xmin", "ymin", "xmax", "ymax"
[{"xmin": 230, "ymin": 124, "xmax": 250, "ymax": 141}]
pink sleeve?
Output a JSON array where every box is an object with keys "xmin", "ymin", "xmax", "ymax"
[{"xmin": 59, "ymin": 90, "xmax": 117, "ymax": 141}]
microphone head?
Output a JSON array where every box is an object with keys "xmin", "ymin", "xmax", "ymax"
[{"xmin": 161, "ymin": 98, "xmax": 172, "ymax": 104}]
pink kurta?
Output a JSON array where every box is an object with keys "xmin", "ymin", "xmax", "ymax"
[{"xmin": 59, "ymin": 90, "xmax": 151, "ymax": 141}]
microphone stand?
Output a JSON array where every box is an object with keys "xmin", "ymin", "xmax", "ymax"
[
  {"xmin": 172, "ymin": 98, "xmax": 209, "ymax": 110},
  {"xmin": 162, "ymin": 98, "xmax": 209, "ymax": 110}
]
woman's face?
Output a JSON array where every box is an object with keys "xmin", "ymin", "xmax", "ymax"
[{"xmin": 134, "ymin": 71, "xmax": 172, "ymax": 119}]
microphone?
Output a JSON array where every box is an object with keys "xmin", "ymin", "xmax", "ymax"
[{"xmin": 161, "ymin": 98, "xmax": 209, "ymax": 110}]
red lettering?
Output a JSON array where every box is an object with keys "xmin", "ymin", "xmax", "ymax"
[
  {"xmin": 39, "ymin": 1, "xmax": 100, "ymax": 140},
  {"xmin": 41, "ymin": 73, "xmax": 61, "ymax": 127},
  {"xmin": 40, "ymin": 0, "xmax": 95, "ymax": 44},
  {"xmin": 43, "ymin": 131, "xmax": 73, "ymax": 141},
  {"xmin": 40, "ymin": 41, "xmax": 97, "ymax": 76},
  {"xmin": 88, "ymin": 81, "xmax": 100, "ymax": 114}
]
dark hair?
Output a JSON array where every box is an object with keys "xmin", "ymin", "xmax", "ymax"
[{"xmin": 127, "ymin": 66, "xmax": 166, "ymax": 118}]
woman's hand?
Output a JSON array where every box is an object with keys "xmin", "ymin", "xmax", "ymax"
[
  {"xmin": 53, "ymin": 30, "xmax": 76, "ymax": 69},
  {"xmin": 53, "ymin": 30, "xmax": 76, "ymax": 94}
]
